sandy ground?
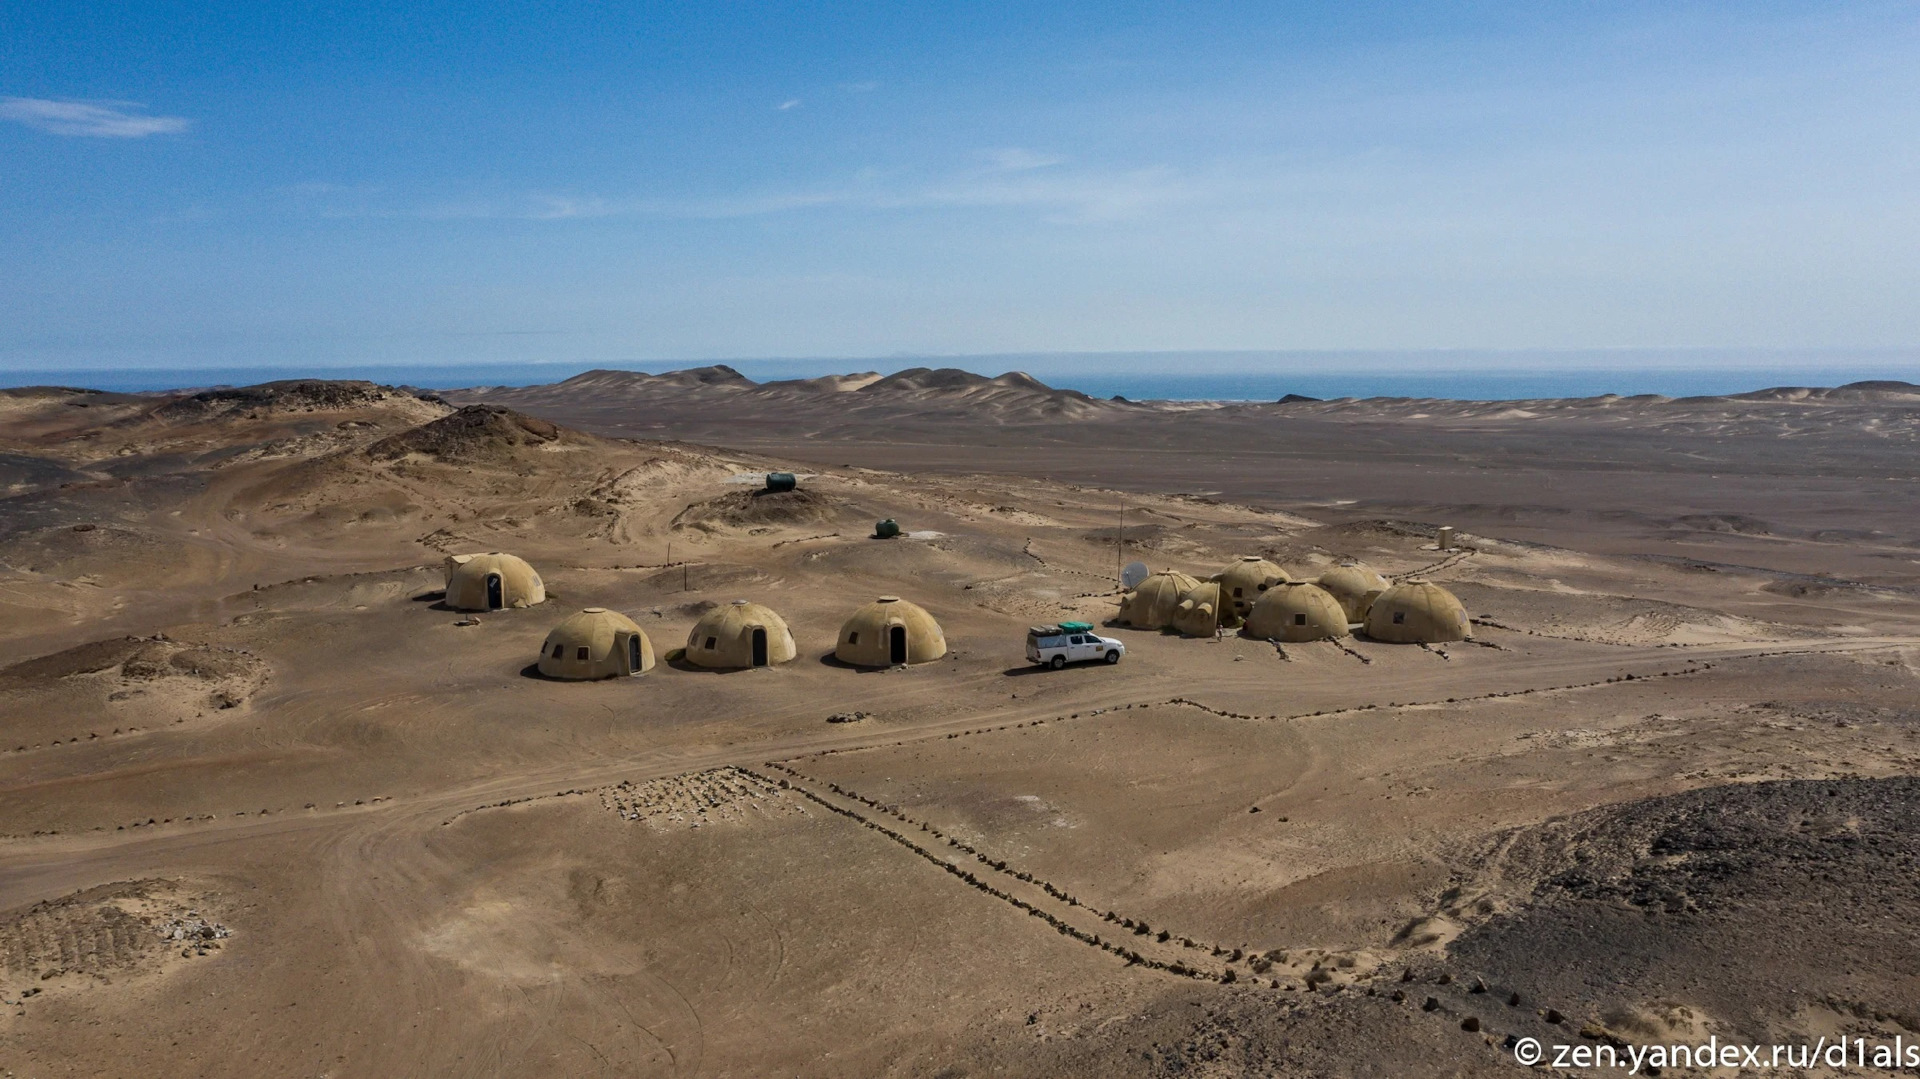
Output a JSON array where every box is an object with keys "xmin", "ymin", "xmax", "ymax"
[{"xmin": 0, "ymin": 374, "xmax": 1915, "ymax": 1077}]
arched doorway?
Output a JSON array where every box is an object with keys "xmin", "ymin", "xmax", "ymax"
[
  {"xmin": 889, "ymin": 624, "xmax": 907, "ymax": 664},
  {"xmin": 627, "ymin": 634, "xmax": 641, "ymax": 674},
  {"xmin": 750, "ymin": 627, "xmax": 768, "ymax": 667},
  {"xmin": 485, "ymin": 573, "xmax": 503, "ymax": 609}
]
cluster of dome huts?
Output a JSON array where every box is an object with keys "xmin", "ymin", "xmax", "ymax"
[
  {"xmin": 441, "ymin": 554, "xmax": 946, "ymax": 680},
  {"xmin": 440, "ymin": 546, "xmax": 1462, "ymax": 682},
  {"xmin": 1115, "ymin": 556, "xmax": 1469, "ymax": 644}
]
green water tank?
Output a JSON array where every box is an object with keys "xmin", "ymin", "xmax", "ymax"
[
  {"xmin": 874, "ymin": 518, "xmax": 901, "ymax": 539},
  {"xmin": 764, "ymin": 472, "xmax": 797, "ymax": 492}
]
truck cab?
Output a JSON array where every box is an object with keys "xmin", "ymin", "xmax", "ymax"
[{"xmin": 1026, "ymin": 622, "xmax": 1125, "ymax": 669}]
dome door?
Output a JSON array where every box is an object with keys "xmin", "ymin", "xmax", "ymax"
[
  {"xmin": 889, "ymin": 625, "xmax": 907, "ymax": 664},
  {"xmin": 485, "ymin": 573, "xmax": 503, "ymax": 609},
  {"xmin": 751, "ymin": 627, "xmax": 768, "ymax": 667},
  {"xmin": 626, "ymin": 634, "xmax": 641, "ymax": 674}
]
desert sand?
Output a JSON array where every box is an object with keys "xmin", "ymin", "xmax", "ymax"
[{"xmin": 0, "ymin": 370, "xmax": 1916, "ymax": 1076}]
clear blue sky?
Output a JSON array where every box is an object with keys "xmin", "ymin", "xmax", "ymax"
[{"xmin": 4, "ymin": 2, "xmax": 1919, "ymax": 374}]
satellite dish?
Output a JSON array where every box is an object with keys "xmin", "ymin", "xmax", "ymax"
[{"xmin": 1121, "ymin": 561, "xmax": 1150, "ymax": 589}]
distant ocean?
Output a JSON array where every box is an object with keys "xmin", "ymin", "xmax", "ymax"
[{"xmin": 4, "ymin": 361, "xmax": 1916, "ymax": 402}]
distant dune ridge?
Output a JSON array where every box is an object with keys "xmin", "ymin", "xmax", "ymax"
[
  {"xmin": 8, "ymin": 365, "xmax": 1918, "ymax": 412},
  {"xmin": 437, "ymin": 366, "xmax": 1920, "ymax": 443},
  {"xmin": 447, "ymin": 363, "xmax": 1920, "ymax": 409},
  {"xmin": 454, "ymin": 364, "xmax": 1111, "ymax": 422}
]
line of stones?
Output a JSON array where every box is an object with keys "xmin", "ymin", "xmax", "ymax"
[{"xmin": 755, "ymin": 762, "xmax": 1290, "ymax": 985}]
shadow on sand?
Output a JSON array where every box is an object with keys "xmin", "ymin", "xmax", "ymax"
[
  {"xmin": 1000, "ymin": 661, "xmax": 1125, "ymax": 677},
  {"xmin": 815, "ymin": 653, "xmax": 902, "ymax": 673}
]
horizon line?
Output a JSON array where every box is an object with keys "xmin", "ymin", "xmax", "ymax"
[{"xmin": 9, "ymin": 344, "xmax": 1920, "ymax": 378}]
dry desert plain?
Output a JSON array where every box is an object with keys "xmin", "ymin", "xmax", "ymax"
[{"xmin": 0, "ymin": 369, "xmax": 1918, "ymax": 1077}]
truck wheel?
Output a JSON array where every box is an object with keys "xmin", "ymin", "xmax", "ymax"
[
  {"xmin": 1050, "ymin": 655, "xmax": 1067, "ymax": 670},
  {"xmin": 1104, "ymin": 650, "xmax": 1121, "ymax": 664}
]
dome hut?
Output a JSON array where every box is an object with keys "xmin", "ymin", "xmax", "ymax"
[
  {"xmin": 1244, "ymin": 581, "xmax": 1350, "ymax": 642},
  {"xmin": 1363, "ymin": 580, "xmax": 1470, "ymax": 643},
  {"xmin": 835, "ymin": 596, "xmax": 947, "ymax": 667},
  {"xmin": 1171, "ymin": 580, "xmax": 1228, "ymax": 637},
  {"xmin": 1215, "ymin": 556, "xmax": 1291, "ymax": 622},
  {"xmin": 1114, "ymin": 570, "xmax": 1201, "ymax": 629},
  {"xmin": 685, "ymin": 600, "xmax": 796, "ymax": 669},
  {"xmin": 1314, "ymin": 561, "xmax": 1391, "ymax": 623},
  {"xmin": 537, "ymin": 608, "xmax": 655, "ymax": 680},
  {"xmin": 444, "ymin": 552, "xmax": 546, "ymax": 611}
]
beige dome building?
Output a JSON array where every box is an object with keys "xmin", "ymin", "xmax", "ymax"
[
  {"xmin": 685, "ymin": 600, "xmax": 796, "ymax": 669},
  {"xmin": 1315, "ymin": 561, "xmax": 1391, "ymax": 623},
  {"xmin": 1171, "ymin": 580, "xmax": 1228, "ymax": 637},
  {"xmin": 444, "ymin": 552, "xmax": 545, "ymax": 611},
  {"xmin": 537, "ymin": 607, "xmax": 655, "ymax": 680},
  {"xmin": 1215, "ymin": 556, "xmax": 1291, "ymax": 622},
  {"xmin": 1114, "ymin": 570, "xmax": 1200, "ymax": 629},
  {"xmin": 1364, "ymin": 580, "xmax": 1471, "ymax": 643},
  {"xmin": 1244, "ymin": 581, "xmax": 1350, "ymax": 642},
  {"xmin": 835, "ymin": 596, "xmax": 947, "ymax": 667}
]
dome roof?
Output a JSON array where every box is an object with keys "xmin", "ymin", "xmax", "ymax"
[
  {"xmin": 1363, "ymin": 580, "xmax": 1470, "ymax": 643},
  {"xmin": 444, "ymin": 552, "xmax": 546, "ymax": 611},
  {"xmin": 1171, "ymin": 580, "xmax": 1228, "ymax": 637},
  {"xmin": 1244, "ymin": 581, "xmax": 1350, "ymax": 642},
  {"xmin": 685, "ymin": 600, "xmax": 797, "ymax": 668},
  {"xmin": 1215, "ymin": 556, "xmax": 1290, "ymax": 620},
  {"xmin": 835, "ymin": 596, "xmax": 947, "ymax": 667},
  {"xmin": 538, "ymin": 607, "xmax": 655, "ymax": 679},
  {"xmin": 1114, "ymin": 570, "xmax": 1200, "ymax": 629},
  {"xmin": 1314, "ymin": 561, "xmax": 1391, "ymax": 622}
]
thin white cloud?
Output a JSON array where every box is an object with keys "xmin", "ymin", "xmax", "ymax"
[
  {"xmin": 294, "ymin": 159, "xmax": 1187, "ymax": 226},
  {"xmin": 638, "ymin": 191, "xmax": 849, "ymax": 218},
  {"xmin": 527, "ymin": 195, "xmax": 616, "ymax": 220},
  {"xmin": 777, "ymin": 98, "xmax": 802, "ymax": 111},
  {"xmin": 912, "ymin": 167, "xmax": 1185, "ymax": 222},
  {"xmin": 982, "ymin": 148, "xmax": 1068, "ymax": 173},
  {"xmin": 0, "ymin": 96, "xmax": 190, "ymax": 138},
  {"xmin": 634, "ymin": 165, "xmax": 1188, "ymax": 223}
]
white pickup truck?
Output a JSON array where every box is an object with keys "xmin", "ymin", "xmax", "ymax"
[{"xmin": 1026, "ymin": 622, "xmax": 1126, "ymax": 669}]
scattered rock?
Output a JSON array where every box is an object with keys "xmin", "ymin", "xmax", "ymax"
[{"xmin": 600, "ymin": 767, "xmax": 804, "ymax": 830}]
